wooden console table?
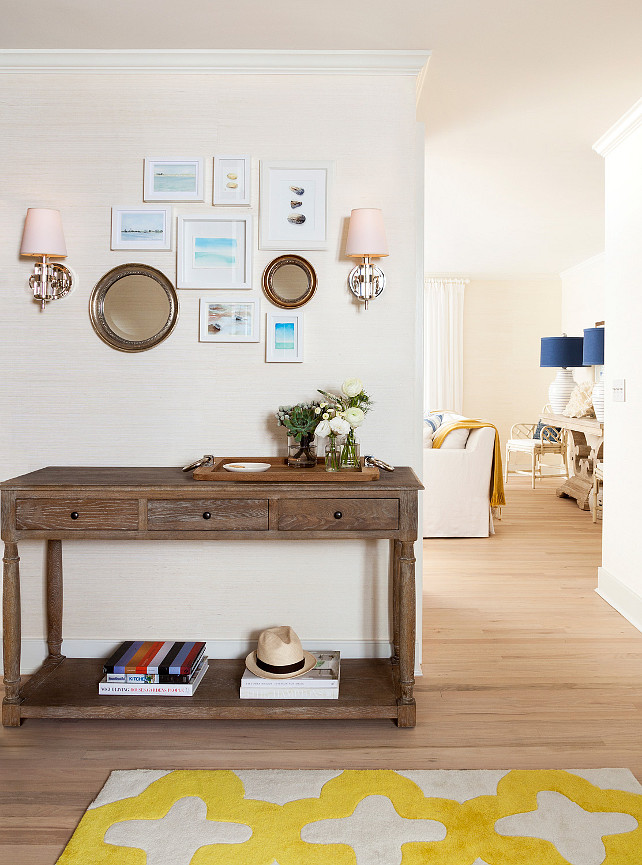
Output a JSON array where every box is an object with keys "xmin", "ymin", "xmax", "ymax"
[
  {"xmin": 1, "ymin": 466, "xmax": 422, "ymax": 728},
  {"xmin": 539, "ymin": 412, "xmax": 604, "ymax": 510}
]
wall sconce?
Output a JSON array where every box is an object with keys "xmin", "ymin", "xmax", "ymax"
[
  {"xmin": 345, "ymin": 208, "xmax": 388, "ymax": 310},
  {"xmin": 20, "ymin": 208, "xmax": 73, "ymax": 310}
]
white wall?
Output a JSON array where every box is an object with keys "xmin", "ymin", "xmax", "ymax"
[
  {"xmin": 560, "ymin": 253, "xmax": 605, "ymax": 384},
  {"xmin": 0, "ymin": 64, "xmax": 425, "ymax": 670},
  {"xmin": 462, "ymin": 277, "xmax": 562, "ymax": 446},
  {"xmin": 594, "ymin": 100, "xmax": 642, "ymax": 632}
]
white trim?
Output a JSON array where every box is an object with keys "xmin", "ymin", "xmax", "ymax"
[
  {"xmin": 5, "ymin": 638, "xmax": 422, "ymax": 677},
  {"xmin": 0, "ymin": 49, "xmax": 431, "ymax": 76},
  {"xmin": 559, "ymin": 251, "xmax": 605, "ymax": 280},
  {"xmin": 596, "ymin": 567, "xmax": 642, "ymax": 633},
  {"xmin": 593, "ymin": 98, "xmax": 642, "ymax": 157}
]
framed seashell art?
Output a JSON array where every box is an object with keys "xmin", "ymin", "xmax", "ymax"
[
  {"xmin": 213, "ymin": 155, "xmax": 251, "ymax": 206},
  {"xmin": 259, "ymin": 160, "xmax": 333, "ymax": 250}
]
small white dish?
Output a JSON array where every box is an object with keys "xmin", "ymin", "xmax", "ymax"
[{"xmin": 223, "ymin": 462, "xmax": 271, "ymax": 473}]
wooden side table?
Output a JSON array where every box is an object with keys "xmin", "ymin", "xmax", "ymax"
[
  {"xmin": 2, "ymin": 466, "xmax": 422, "ymax": 728},
  {"xmin": 539, "ymin": 413, "xmax": 604, "ymax": 510}
]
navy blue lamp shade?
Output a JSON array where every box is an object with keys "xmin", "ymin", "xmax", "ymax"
[
  {"xmin": 540, "ymin": 336, "xmax": 584, "ymax": 368},
  {"xmin": 583, "ymin": 327, "xmax": 605, "ymax": 365}
]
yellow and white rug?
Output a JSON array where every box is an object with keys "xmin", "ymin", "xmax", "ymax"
[{"xmin": 57, "ymin": 768, "xmax": 642, "ymax": 865}]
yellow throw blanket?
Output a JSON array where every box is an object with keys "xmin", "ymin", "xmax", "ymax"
[{"xmin": 432, "ymin": 419, "xmax": 506, "ymax": 508}]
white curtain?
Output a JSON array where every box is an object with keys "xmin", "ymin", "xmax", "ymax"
[{"xmin": 424, "ymin": 277, "xmax": 467, "ymax": 414}]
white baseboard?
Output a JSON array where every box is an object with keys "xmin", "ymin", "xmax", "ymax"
[
  {"xmin": 596, "ymin": 567, "xmax": 642, "ymax": 633},
  {"xmin": 4, "ymin": 638, "xmax": 423, "ymax": 677}
]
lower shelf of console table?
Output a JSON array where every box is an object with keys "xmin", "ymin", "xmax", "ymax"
[{"xmin": 18, "ymin": 657, "xmax": 402, "ymax": 722}]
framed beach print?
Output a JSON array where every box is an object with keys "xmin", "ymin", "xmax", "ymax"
[
  {"xmin": 265, "ymin": 311, "xmax": 303, "ymax": 362},
  {"xmin": 199, "ymin": 296, "xmax": 260, "ymax": 343},
  {"xmin": 110, "ymin": 206, "xmax": 172, "ymax": 250},
  {"xmin": 143, "ymin": 157, "xmax": 205, "ymax": 202},
  {"xmin": 259, "ymin": 160, "xmax": 332, "ymax": 250},
  {"xmin": 213, "ymin": 155, "xmax": 251, "ymax": 206},
  {"xmin": 177, "ymin": 214, "xmax": 252, "ymax": 289}
]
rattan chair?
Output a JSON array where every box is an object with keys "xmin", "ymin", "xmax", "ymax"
[{"xmin": 504, "ymin": 406, "xmax": 568, "ymax": 489}]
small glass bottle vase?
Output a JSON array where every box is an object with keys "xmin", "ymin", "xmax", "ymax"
[
  {"xmin": 287, "ymin": 434, "xmax": 317, "ymax": 468},
  {"xmin": 325, "ymin": 437, "xmax": 343, "ymax": 472},
  {"xmin": 340, "ymin": 431, "xmax": 360, "ymax": 471}
]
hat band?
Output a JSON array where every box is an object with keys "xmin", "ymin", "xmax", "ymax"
[{"xmin": 255, "ymin": 656, "xmax": 305, "ymax": 675}]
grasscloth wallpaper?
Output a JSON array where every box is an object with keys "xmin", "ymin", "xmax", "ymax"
[{"xmin": 0, "ymin": 71, "xmax": 423, "ymax": 670}]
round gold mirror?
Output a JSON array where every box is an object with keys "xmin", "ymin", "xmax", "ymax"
[
  {"xmin": 90, "ymin": 264, "xmax": 179, "ymax": 352},
  {"xmin": 262, "ymin": 255, "xmax": 317, "ymax": 309}
]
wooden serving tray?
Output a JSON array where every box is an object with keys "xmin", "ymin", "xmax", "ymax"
[{"xmin": 193, "ymin": 457, "xmax": 380, "ymax": 482}]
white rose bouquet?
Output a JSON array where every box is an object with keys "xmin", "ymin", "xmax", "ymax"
[{"xmin": 316, "ymin": 378, "xmax": 373, "ymax": 470}]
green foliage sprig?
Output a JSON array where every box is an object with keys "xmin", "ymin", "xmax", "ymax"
[{"xmin": 275, "ymin": 402, "xmax": 322, "ymax": 441}]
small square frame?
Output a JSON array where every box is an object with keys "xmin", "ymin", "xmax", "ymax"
[
  {"xmin": 259, "ymin": 160, "xmax": 332, "ymax": 250},
  {"xmin": 177, "ymin": 214, "xmax": 252, "ymax": 289},
  {"xmin": 199, "ymin": 296, "xmax": 260, "ymax": 343},
  {"xmin": 144, "ymin": 157, "xmax": 205, "ymax": 202},
  {"xmin": 213, "ymin": 155, "xmax": 251, "ymax": 206},
  {"xmin": 110, "ymin": 206, "xmax": 172, "ymax": 251},
  {"xmin": 266, "ymin": 310, "xmax": 303, "ymax": 362}
]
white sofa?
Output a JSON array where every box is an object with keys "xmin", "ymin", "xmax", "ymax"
[{"xmin": 422, "ymin": 425, "xmax": 496, "ymax": 537}]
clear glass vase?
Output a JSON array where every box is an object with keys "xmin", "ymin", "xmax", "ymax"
[
  {"xmin": 340, "ymin": 431, "xmax": 360, "ymax": 470},
  {"xmin": 325, "ymin": 438, "xmax": 343, "ymax": 472},
  {"xmin": 287, "ymin": 434, "xmax": 317, "ymax": 468}
]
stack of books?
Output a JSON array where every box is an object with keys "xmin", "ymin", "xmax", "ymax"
[
  {"xmin": 240, "ymin": 651, "xmax": 340, "ymax": 699},
  {"xmin": 99, "ymin": 640, "xmax": 207, "ymax": 696}
]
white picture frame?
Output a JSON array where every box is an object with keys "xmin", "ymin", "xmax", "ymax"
[
  {"xmin": 213, "ymin": 155, "xmax": 251, "ymax": 206},
  {"xmin": 259, "ymin": 160, "xmax": 332, "ymax": 250},
  {"xmin": 199, "ymin": 296, "xmax": 260, "ymax": 343},
  {"xmin": 265, "ymin": 311, "xmax": 303, "ymax": 362},
  {"xmin": 143, "ymin": 157, "xmax": 205, "ymax": 202},
  {"xmin": 177, "ymin": 214, "xmax": 252, "ymax": 289},
  {"xmin": 110, "ymin": 206, "xmax": 172, "ymax": 251}
]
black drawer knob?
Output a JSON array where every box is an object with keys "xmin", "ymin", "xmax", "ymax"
[
  {"xmin": 70, "ymin": 512, "xmax": 79, "ymax": 520},
  {"xmin": 202, "ymin": 511, "xmax": 212, "ymax": 520},
  {"xmin": 334, "ymin": 511, "xmax": 343, "ymax": 520}
]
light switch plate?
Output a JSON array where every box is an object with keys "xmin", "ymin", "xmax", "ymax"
[{"xmin": 612, "ymin": 378, "xmax": 626, "ymax": 402}]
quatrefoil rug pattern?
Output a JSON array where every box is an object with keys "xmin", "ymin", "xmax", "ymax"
[{"xmin": 56, "ymin": 768, "xmax": 642, "ymax": 865}]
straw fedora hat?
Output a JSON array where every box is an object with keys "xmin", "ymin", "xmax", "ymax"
[{"xmin": 245, "ymin": 626, "xmax": 317, "ymax": 679}]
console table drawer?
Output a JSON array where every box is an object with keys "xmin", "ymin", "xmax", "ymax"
[
  {"xmin": 15, "ymin": 498, "xmax": 139, "ymax": 531},
  {"xmin": 278, "ymin": 498, "xmax": 399, "ymax": 531},
  {"xmin": 147, "ymin": 499, "xmax": 268, "ymax": 531}
]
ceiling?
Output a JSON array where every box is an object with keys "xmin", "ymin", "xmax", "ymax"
[{"xmin": 4, "ymin": 0, "xmax": 642, "ymax": 278}]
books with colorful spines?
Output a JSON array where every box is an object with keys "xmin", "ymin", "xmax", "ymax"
[
  {"xmin": 103, "ymin": 641, "xmax": 206, "ymax": 677},
  {"xmin": 99, "ymin": 658, "xmax": 208, "ymax": 696},
  {"xmin": 240, "ymin": 651, "xmax": 340, "ymax": 700}
]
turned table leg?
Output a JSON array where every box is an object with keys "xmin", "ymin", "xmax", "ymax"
[
  {"xmin": 397, "ymin": 540, "xmax": 416, "ymax": 727},
  {"xmin": 2, "ymin": 542, "xmax": 21, "ymax": 726},
  {"xmin": 46, "ymin": 540, "xmax": 65, "ymax": 662},
  {"xmin": 391, "ymin": 540, "xmax": 401, "ymax": 665}
]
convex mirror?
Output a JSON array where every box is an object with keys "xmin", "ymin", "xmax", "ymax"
[
  {"xmin": 262, "ymin": 255, "xmax": 317, "ymax": 309},
  {"xmin": 90, "ymin": 263, "xmax": 179, "ymax": 352}
]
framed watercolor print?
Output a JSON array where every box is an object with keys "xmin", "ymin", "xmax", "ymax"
[
  {"xmin": 265, "ymin": 311, "xmax": 303, "ymax": 362},
  {"xmin": 259, "ymin": 160, "xmax": 332, "ymax": 250},
  {"xmin": 199, "ymin": 296, "xmax": 260, "ymax": 343},
  {"xmin": 177, "ymin": 214, "xmax": 252, "ymax": 289},
  {"xmin": 143, "ymin": 157, "xmax": 205, "ymax": 202},
  {"xmin": 213, "ymin": 155, "xmax": 250, "ymax": 206},
  {"xmin": 110, "ymin": 206, "xmax": 172, "ymax": 250}
]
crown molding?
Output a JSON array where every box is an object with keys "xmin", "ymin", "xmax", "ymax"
[
  {"xmin": 559, "ymin": 251, "xmax": 605, "ymax": 280},
  {"xmin": 0, "ymin": 48, "xmax": 431, "ymax": 76},
  {"xmin": 593, "ymin": 98, "xmax": 642, "ymax": 157}
]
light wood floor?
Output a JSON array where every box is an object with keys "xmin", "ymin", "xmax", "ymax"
[{"xmin": 2, "ymin": 477, "xmax": 641, "ymax": 862}]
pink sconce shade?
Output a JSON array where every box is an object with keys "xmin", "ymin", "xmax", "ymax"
[
  {"xmin": 20, "ymin": 208, "xmax": 67, "ymax": 257},
  {"xmin": 345, "ymin": 208, "xmax": 389, "ymax": 258}
]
